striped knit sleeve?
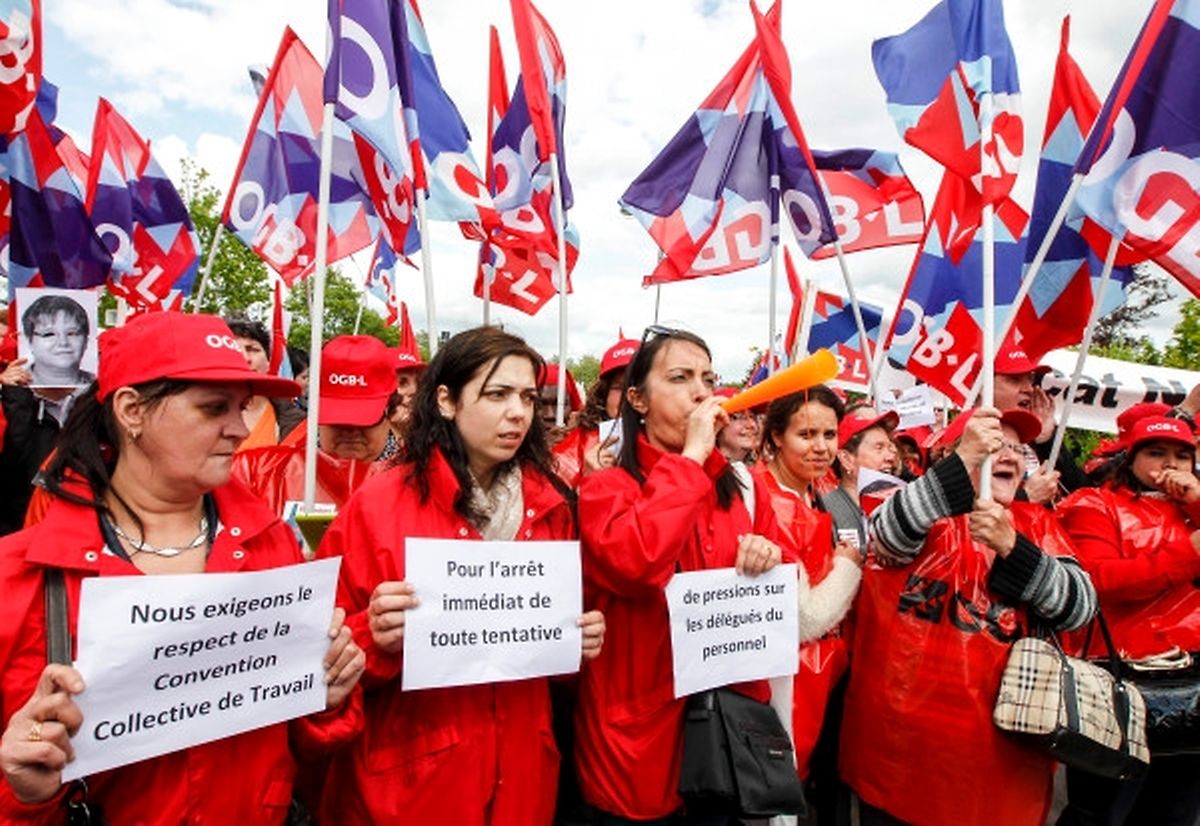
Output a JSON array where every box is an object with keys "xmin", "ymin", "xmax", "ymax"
[
  {"xmin": 987, "ymin": 536, "xmax": 1097, "ymax": 632},
  {"xmin": 869, "ymin": 453, "xmax": 977, "ymax": 564}
]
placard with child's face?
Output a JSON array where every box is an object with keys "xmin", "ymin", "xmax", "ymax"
[{"xmin": 16, "ymin": 287, "xmax": 100, "ymax": 389}]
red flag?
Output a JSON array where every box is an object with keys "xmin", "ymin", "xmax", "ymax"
[
  {"xmin": 485, "ymin": 24, "xmax": 509, "ymax": 194},
  {"xmin": 396, "ymin": 301, "xmax": 423, "ymax": 367},
  {"xmin": 783, "ymin": 247, "xmax": 804, "ymax": 357},
  {"xmin": 509, "ymin": 0, "xmax": 564, "ymax": 161},
  {"xmin": 0, "ymin": 1, "xmax": 39, "ymax": 134}
]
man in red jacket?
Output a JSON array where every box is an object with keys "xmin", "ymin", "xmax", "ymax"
[{"xmin": 233, "ymin": 335, "xmax": 399, "ymax": 529}]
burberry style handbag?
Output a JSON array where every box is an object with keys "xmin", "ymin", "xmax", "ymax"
[
  {"xmin": 678, "ymin": 688, "xmax": 808, "ymax": 819},
  {"xmin": 993, "ymin": 614, "xmax": 1149, "ymax": 780}
]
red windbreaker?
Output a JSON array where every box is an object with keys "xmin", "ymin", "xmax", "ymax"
[
  {"xmin": 0, "ymin": 481, "xmax": 360, "ymax": 824},
  {"xmin": 232, "ymin": 443, "xmax": 390, "ymax": 515},
  {"xmin": 1058, "ymin": 485, "xmax": 1200, "ymax": 658},
  {"xmin": 316, "ymin": 450, "xmax": 574, "ymax": 825},
  {"xmin": 573, "ymin": 437, "xmax": 792, "ymax": 820}
]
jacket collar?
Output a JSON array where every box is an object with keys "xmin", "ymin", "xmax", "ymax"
[
  {"xmin": 634, "ymin": 433, "xmax": 729, "ymax": 480},
  {"xmin": 25, "ymin": 478, "xmax": 282, "ymax": 574},
  {"xmin": 424, "ymin": 448, "xmax": 565, "ymax": 527}
]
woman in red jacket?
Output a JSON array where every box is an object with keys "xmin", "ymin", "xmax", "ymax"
[
  {"xmin": 574, "ymin": 326, "xmax": 788, "ymax": 823},
  {"xmin": 317, "ymin": 326, "xmax": 605, "ymax": 825},
  {"xmin": 1057, "ymin": 413, "xmax": 1200, "ymax": 826},
  {"xmin": 0, "ymin": 313, "xmax": 364, "ymax": 825},
  {"xmin": 753, "ymin": 387, "xmax": 864, "ymax": 822}
]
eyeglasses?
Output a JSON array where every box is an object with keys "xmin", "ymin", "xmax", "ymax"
[
  {"xmin": 997, "ymin": 440, "xmax": 1025, "ymax": 456},
  {"xmin": 638, "ymin": 324, "xmax": 682, "ymax": 348}
]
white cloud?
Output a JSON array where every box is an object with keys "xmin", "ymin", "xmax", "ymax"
[{"xmin": 43, "ymin": 0, "xmax": 1184, "ymax": 380}]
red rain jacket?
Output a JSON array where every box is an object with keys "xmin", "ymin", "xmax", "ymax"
[
  {"xmin": 1058, "ymin": 485, "xmax": 1200, "ymax": 658},
  {"xmin": 0, "ymin": 481, "xmax": 360, "ymax": 824},
  {"xmin": 232, "ymin": 443, "xmax": 390, "ymax": 515},
  {"xmin": 316, "ymin": 450, "xmax": 574, "ymax": 825},
  {"xmin": 573, "ymin": 437, "xmax": 791, "ymax": 820}
]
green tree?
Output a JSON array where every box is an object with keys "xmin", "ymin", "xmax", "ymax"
[
  {"xmin": 285, "ymin": 270, "xmax": 399, "ymax": 349},
  {"xmin": 181, "ymin": 160, "xmax": 271, "ymax": 319},
  {"xmin": 567, "ymin": 354, "xmax": 600, "ymax": 389},
  {"xmin": 1091, "ymin": 263, "xmax": 1171, "ymax": 352},
  {"xmin": 1163, "ymin": 298, "xmax": 1200, "ymax": 369}
]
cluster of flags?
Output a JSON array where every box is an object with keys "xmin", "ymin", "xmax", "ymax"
[
  {"xmin": 4, "ymin": 0, "xmax": 1200, "ymax": 406},
  {"xmin": 0, "ymin": 22, "xmax": 199, "ymax": 315}
]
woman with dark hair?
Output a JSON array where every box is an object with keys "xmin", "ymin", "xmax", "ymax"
[
  {"xmin": 1056, "ymin": 414, "xmax": 1200, "ymax": 826},
  {"xmin": 573, "ymin": 326, "xmax": 790, "ymax": 823},
  {"xmin": 753, "ymin": 388, "xmax": 864, "ymax": 816},
  {"xmin": 315, "ymin": 325, "xmax": 605, "ymax": 825},
  {"xmin": 0, "ymin": 312, "xmax": 364, "ymax": 823}
]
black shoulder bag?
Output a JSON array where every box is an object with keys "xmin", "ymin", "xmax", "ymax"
[
  {"xmin": 678, "ymin": 687, "xmax": 809, "ymax": 819},
  {"xmin": 43, "ymin": 569, "xmax": 107, "ymax": 826}
]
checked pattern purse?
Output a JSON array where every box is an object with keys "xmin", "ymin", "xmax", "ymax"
[{"xmin": 993, "ymin": 614, "xmax": 1149, "ymax": 780}]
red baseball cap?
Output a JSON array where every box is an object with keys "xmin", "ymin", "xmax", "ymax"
[
  {"xmin": 927, "ymin": 408, "xmax": 1043, "ymax": 449},
  {"xmin": 713, "ymin": 385, "xmax": 739, "ymax": 400},
  {"xmin": 539, "ymin": 363, "xmax": 583, "ymax": 412},
  {"xmin": 98, "ymin": 313, "xmax": 301, "ymax": 402},
  {"xmin": 1115, "ymin": 402, "xmax": 1171, "ymax": 443},
  {"xmin": 600, "ymin": 338, "xmax": 640, "ymax": 378},
  {"xmin": 838, "ymin": 411, "xmax": 899, "ymax": 449},
  {"xmin": 319, "ymin": 335, "xmax": 397, "ymax": 427},
  {"xmin": 395, "ymin": 346, "xmax": 426, "ymax": 370},
  {"xmin": 1126, "ymin": 416, "xmax": 1196, "ymax": 452},
  {"xmin": 995, "ymin": 347, "xmax": 1052, "ymax": 377}
]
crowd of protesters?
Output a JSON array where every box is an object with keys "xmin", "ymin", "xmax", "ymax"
[{"xmin": 0, "ymin": 309, "xmax": 1197, "ymax": 825}]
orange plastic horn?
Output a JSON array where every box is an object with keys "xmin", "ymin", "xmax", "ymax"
[{"xmin": 718, "ymin": 349, "xmax": 839, "ymax": 415}]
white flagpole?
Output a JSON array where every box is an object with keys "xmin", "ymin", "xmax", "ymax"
[
  {"xmin": 979, "ymin": 93, "xmax": 997, "ymax": 501},
  {"xmin": 1045, "ymin": 235, "xmax": 1120, "ymax": 471},
  {"xmin": 794, "ymin": 277, "xmax": 817, "ymax": 360},
  {"xmin": 550, "ymin": 152, "xmax": 569, "ymax": 427},
  {"xmin": 817, "ymin": 173, "xmax": 878, "ymax": 400},
  {"xmin": 191, "ymin": 223, "xmax": 225, "ymax": 313},
  {"xmin": 961, "ymin": 173, "xmax": 1085, "ymax": 410},
  {"xmin": 768, "ymin": 238, "xmax": 779, "ymax": 376},
  {"xmin": 302, "ymin": 99, "xmax": 336, "ymax": 512},
  {"xmin": 416, "ymin": 191, "xmax": 439, "ymax": 356},
  {"xmin": 653, "ymin": 284, "xmax": 662, "ymax": 325}
]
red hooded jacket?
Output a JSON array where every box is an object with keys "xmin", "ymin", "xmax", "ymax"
[
  {"xmin": 0, "ymin": 481, "xmax": 360, "ymax": 824},
  {"xmin": 1058, "ymin": 485, "xmax": 1200, "ymax": 658},
  {"xmin": 573, "ymin": 437, "xmax": 792, "ymax": 820},
  {"xmin": 232, "ymin": 443, "xmax": 390, "ymax": 516},
  {"xmin": 316, "ymin": 450, "xmax": 574, "ymax": 825}
]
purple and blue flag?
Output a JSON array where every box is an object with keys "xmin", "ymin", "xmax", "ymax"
[
  {"xmin": 85, "ymin": 98, "xmax": 199, "ymax": 311},
  {"xmin": 1072, "ymin": 0, "xmax": 1200, "ymax": 300},
  {"xmin": 872, "ymin": 0, "xmax": 1023, "ymax": 205}
]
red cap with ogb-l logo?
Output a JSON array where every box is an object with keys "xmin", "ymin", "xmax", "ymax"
[
  {"xmin": 98, "ymin": 312, "xmax": 301, "ymax": 402},
  {"xmin": 319, "ymin": 335, "xmax": 397, "ymax": 426}
]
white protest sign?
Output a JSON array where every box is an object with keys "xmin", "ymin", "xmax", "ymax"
[
  {"xmin": 878, "ymin": 385, "xmax": 936, "ymax": 430},
  {"xmin": 65, "ymin": 557, "xmax": 340, "ymax": 781},
  {"xmin": 665, "ymin": 565, "xmax": 799, "ymax": 698},
  {"xmin": 402, "ymin": 538, "xmax": 582, "ymax": 691}
]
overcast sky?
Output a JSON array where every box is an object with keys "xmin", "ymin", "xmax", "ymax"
[{"xmin": 41, "ymin": 0, "xmax": 1185, "ymax": 381}]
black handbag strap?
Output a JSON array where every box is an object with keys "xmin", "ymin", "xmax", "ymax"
[
  {"xmin": 1067, "ymin": 610, "xmax": 1135, "ymax": 756},
  {"xmin": 44, "ymin": 568, "xmax": 72, "ymax": 666}
]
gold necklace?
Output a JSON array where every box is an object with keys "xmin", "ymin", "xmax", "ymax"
[{"xmin": 111, "ymin": 516, "xmax": 209, "ymax": 558}]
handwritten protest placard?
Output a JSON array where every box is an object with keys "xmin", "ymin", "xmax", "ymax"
[
  {"xmin": 665, "ymin": 565, "xmax": 799, "ymax": 698},
  {"xmin": 64, "ymin": 557, "xmax": 340, "ymax": 780},
  {"xmin": 402, "ymin": 538, "xmax": 582, "ymax": 690}
]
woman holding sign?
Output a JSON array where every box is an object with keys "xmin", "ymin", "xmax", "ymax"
[
  {"xmin": 572, "ymin": 326, "xmax": 794, "ymax": 823},
  {"xmin": 0, "ymin": 313, "xmax": 365, "ymax": 824},
  {"xmin": 316, "ymin": 326, "xmax": 605, "ymax": 825}
]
